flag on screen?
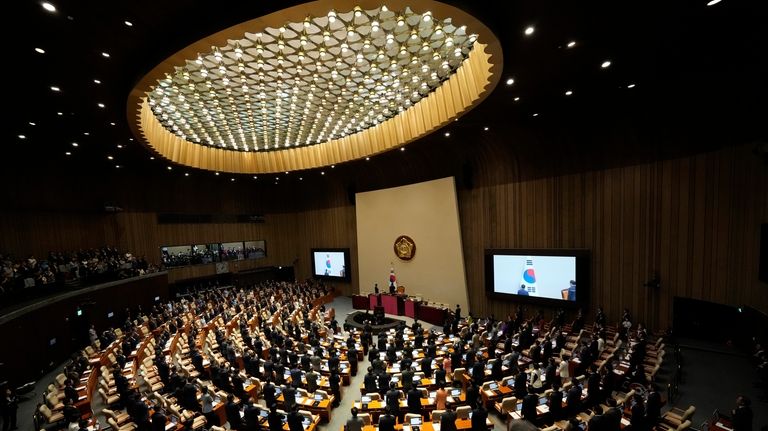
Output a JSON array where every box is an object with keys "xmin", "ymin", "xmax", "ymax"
[{"xmin": 520, "ymin": 257, "xmax": 536, "ymax": 293}]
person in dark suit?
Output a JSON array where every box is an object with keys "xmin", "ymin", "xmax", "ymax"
[
  {"xmin": 402, "ymin": 368, "xmax": 415, "ymax": 392},
  {"xmin": 470, "ymin": 402, "xmax": 488, "ymax": 431},
  {"xmin": 566, "ymin": 382, "xmax": 582, "ymax": 417},
  {"xmin": 434, "ymin": 362, "xmax": 447, "ymax": 387},
  {"xmin": 267, "ymin": 404, "xmax": 283, "ymax": 431},
  {"xmin": 329, "ymin": 371, "xmax": 341, "ymax": 407},
  {"xmin": 242, "ymin": 400, "xmax": 260, "ymax": 431},
  {"xmin": 348, "ymin": 346, "xmax": 359, "ymax": 376},
  {"xmin": 432, "ymin": 407, "xmax": 452, "ymax": 431},
  {"xmin": 286, "ymin": 406, "xmax": 304, "ymax": 431},
  {"xmin": 181, "ymin": 378, "xmax": 199, "ymax": 411},
  {"xmin": 471, "ymin": 360, "xmax": 485, "ymax": 383},
  {"xmin": 407, "ymin": 386, "xmax": 422, "ymax": 416},
  {"xmin": 465, "ymin": 382, "xmax": 479, "ymax": 409},
  {"xmin": 378, "ymin": 407, "xmax": 396, "ymax": 431},
  {"xmin": 514, "ymin": 370, "xmax": 528, "ymax": 398},
  {"xmin": 385, "ymin": 383, "xmax": 402, "ymax": 422},
  {"xmin": 283, "ymin": 386, "xmax": 297, "ymax": 412},
  {"xmin": 586, "ymin": 366, "xmax": 602, "ymax": 407},
  {"xmin": 731, "ymin": 396, "xmax": 753, "ymax": 431},
  {"xmin": 548, "ymin": 384, "xmax": 564, "ymax": 421},
  {"xmin": 364, "ymin": 367, "xmax": 378, "ymax": 393},
  {"xmin": 521, "ymin": 393, "xmax": 539, "ymax": 424},
  {"xmin": 646, "ymin": 384, "xmax": 662, "ymax": 426},
  {"xmin": 150, "ymin": 408, "xmax": 167, "ymax": 431},
  {"xmin": 224, "ymin": 395, "xmax": 243, "ymax": 431},
  {"xmin": 262, "ymin": 380, "xmax": 276, "ymax": 408},
  {"xmin": 517, "ymin": 285, "xmax": 529, "ymax": 296},
  {"xmin": 603, "ymin": 398, "xmax": 623, "ymax": 431},
  {"xmin": 421, "ymin": 355, "xmax": 433, "ymax": 378}
]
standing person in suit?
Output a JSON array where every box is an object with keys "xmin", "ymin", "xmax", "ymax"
[
  {"xmin": 521, "ymin": 393, "xmax": 539, "ymax": 424},
  {"xmin": 267, "ymin": 404, "xmax": 283, "ymax": 431},
  {"xmin": 385, "ymin": 383, "xmax": 402, "ymax": 423},
  {"xmin": 224, "ymin": 395, "xmax": 242, "ymax": 431},
  {"xmin": 378, "ymin": 407, "xmax": 396, "ymax": 431},
  {"xmin": 566, "ymin": 381, "xmax": 582, "ymax": 417},
  {"xmin": 407, "ymin": 386, "xmax": 423, "ymax": 417},
  {"xmin": 548, "ymin": 384, "xmax": 564, "ymax": 421},
  {"xmin": 645, "ymin": 384, "xmax": 662, "ymax": 426},
  {"xmin": 731, "ymin": 396, "xmax": 753, "ymax": 431},
  {"xmin": 242, "ymin": 399, "xmax": 260, "ymax": 431},
  {"xmin": 465, "ymin": 382, "xmax": 479, "ymax": 409},
  {"xmin": 630, "ymin": 394, "xmax": 646, "ymax": 431},
  {"xmin": 440, "ymin": 407, "xmax": 458, "ymax": 431},
  {"xmin": 435, "ymin": 362, "xmax": 447, "ymax": 386},
  {"xmin": 286, "ymin": 406, "xmax": 304, "ymax": 431},
  {"xmin": 329, "ymin": 371, "xmax": 341, "ymax": 408},
  {"xmin": 150, "ymin": 407, "xmax": 167, "ymax": 431},
  {"xmin": 470, "ymin": 402, "xmax": 488, "ymax": 431},
  {"xmin": 346, "ymin": 407, "xmax": 364, "ymax": 431}
]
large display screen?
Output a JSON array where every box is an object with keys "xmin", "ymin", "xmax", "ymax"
[
  {"xmin": 485, "ymin": 249, "xmax": 589, "ymax": 306},
  {"xmin": 311, "ymin": 248, "xmax": 351, "ymax": 281}
]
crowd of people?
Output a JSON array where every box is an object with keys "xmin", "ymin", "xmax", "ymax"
[
  {"xmin": 161, "ymin": 245, "xmax": 265, "ymax": 268},
  {"xmin": 0, "ymin": 247, "xmax": 158, "ymax": 303}
]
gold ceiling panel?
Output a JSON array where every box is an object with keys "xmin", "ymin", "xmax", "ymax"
[{"xmin": 128, "ymin": 0, "xmax": 502, "ymax": 173}]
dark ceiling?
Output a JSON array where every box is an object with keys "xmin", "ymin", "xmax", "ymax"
[{"xmin": 6, "ymin": 0, "xmax": 767, "ymax": 184}]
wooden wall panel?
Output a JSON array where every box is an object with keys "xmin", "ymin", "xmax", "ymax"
[{"xmin": 459, "ymin": 145, "xmax": 767, "ymax": 328}]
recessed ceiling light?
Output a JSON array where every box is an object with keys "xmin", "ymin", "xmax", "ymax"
[
  {"xmin": 93, "ymin": 79, "xmax": 101, "ymax": 84},
  {"xmin": 124, "ymin": 20, "xmax": 133, "ymax": 27},
  {"xmin": 29, "ymin": 122, "xmax": 36, "ymax": 126},
  {"xmin": 71, "ymin": 142, "xmax": 78, "ymax": 147},
  {"xmin": 50, "ymin": 86, "xmax": 60, "ymax": 92},
  {"xmin": 565, "ymin": 90, "xmax": 573, "ymax": 96},
  {"xmin": 107, "ymin": 156, "xmax": 113, "ymax": 160},
  {"xmin": 65, "ymin": 151, "xmax": 71, "ymax": 156},
  {"xmin": 321, "ymin": 171, "xmax": 325, "ymax": 175},
  {"xmin": 506, "ymin": 78, "xmax": 515, "ymax": 86},
  {"xmin": 400, "ymin": 147, "xmax": 405, "ymax": 151},
  {"xmin": 514, "ymin": 97, "xmax": 520, "ymax": 101},
  {"xmin": 35, "ymin": 47, "xmax": 45, "ymax": 54},
  {"xmin": 533, "ymin": 113, "xmax": 539, "ymax": 117},
  {"xmin": 115, "ymin": 165, "xmax": 121, "ymax": 168},
  {"xmin": 101, "ymin": 52, "xmax": 110, "ymax": 58},
  {"xmin": 128, "ymin": 138, "xmax": 133, "ymax": 141},
  {"xmin": 483, "ymin": 127, "xmax": 489, "ymax": 131},
  {"xmin": 42, "ymin": 2, "xmax": 56, "ymax": 12},
  {"xmin": 109, "ymin": 122, "xmax": 116, "ymax": 126},
  {"xmin": 444, "ymin": 132, "xmax": 451, "ymax": 137},
  {"xmin": 185, "ymin": 173, "xmax": 189, "ymax": 176},
  {"xmin": 601, "ymin": 60, "xmax": 612, "ymax": 68},
  {"xmin": 331, "ymin": 165, "xmax": 336, "ymax": 168},
  {"xmin": 524, "ymin": 26, "xmax": 535, "ymax": 36},
  {"xmin": 56, "ymin": 112, "xmax": 63, "ymax": 116},
  {"xmin": 215, "ymin": 172, "xmax": 219, "ymax": 175},
  {"xmin": 253, "ymin": 176, "xmax": 257, "ymax": 179},
  {"xmin": 285, "ymin": 171, "xmax": 289, "ymax": 174},
  {"xmin": 167, "ymin": 166, "xmax": 172, "ymax": 170},
  {"xmin": 97, "ymin": 103, "xmax": 105, "ymax": 108},
  {"xmin": 706, "ymin": 0, "xmax": 722, "ymax": 5},
  {"xmin": 299, "ymin": 177, "xmax": 303, "ymax": 180},
  {"xmin": 18, "ymin": 134, "xmax": 26, "ymax": 139},
  {"xmin": 567, "ymin": 41, "xmax": 576, "ymax": 48},
  {"xmin": 230, "ymin": 178, "xmax": 235, "ymax": 182},
  {"xmin": 627, "ymin": 83, "xmax": 636, "ymax": 89},
  {"xmin": 117, "ymin": 144, "xmax": 123, "ymax": 148},
  {"xmin": 365, "ymin": 157, "xmax": 370, "ymax": 161},
  {"xmin": 83, "ymin": 132, "xmax": 89, "ymax": 135},
  {"xmin": 150, "ymin": 156, "xmax": 155, "ymax": 160}
]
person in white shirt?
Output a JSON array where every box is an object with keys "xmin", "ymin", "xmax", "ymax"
[
  {"xmin": 529, "ymin": 362, "xmax": 544, "ymax": 393},
  {"xmin": 557, "ymin": 355, "xmax": 570, "ymax": 381}
]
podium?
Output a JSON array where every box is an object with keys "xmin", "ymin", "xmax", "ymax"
[
  {"xmin": 368, "ymin": 293, "xmax": 380, "ymax": 310},
  {"xmin": 380, "ymin": 294, "xmax": 404, "ymax": 315},
  {"xmin": 404, "ymin": 299, "xmax": 418, "ymax": 318}
]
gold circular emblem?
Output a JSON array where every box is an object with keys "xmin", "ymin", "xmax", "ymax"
[{"xmin": 394, "ymin": 235, "xmax": 416, "ymax": 261}]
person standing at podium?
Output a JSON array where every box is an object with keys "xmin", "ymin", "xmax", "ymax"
[{"xmin": 374, "ymin": 283, "xmax": 379, "ymax": 294}]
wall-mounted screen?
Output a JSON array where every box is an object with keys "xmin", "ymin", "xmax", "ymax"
[
  {"xmin": 311, "ymin": 248, "xmax": 350, "ymax": 282},
  {"xmin": 485, "ymin": 249, "xmax": 589, "ymax": 307}
]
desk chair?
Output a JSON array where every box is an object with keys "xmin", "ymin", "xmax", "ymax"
[
  {"xmin": 662, "ymin": 406, "xmax": 696, "ymax": 427},
  {"xmin": 358, "ymin": 413, "xmax": 372, "ymax": 426},
  {"xmin": 107, "ymin": 417, "xmax": 138, "ymax": 431},
  {"xmin": 456, "ymin": 405, "xmax": 471, "ymax": 419},
  {"xmin": 431, "ymin": 410, "xmax": 446, "ymax": 422},
  {"xmin": 494, "ymin": 396, "xmax": 516, "ymax": 416}
]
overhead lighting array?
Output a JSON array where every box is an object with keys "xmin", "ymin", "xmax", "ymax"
[{"xmin": 145, "ymin": 6, "xmax": 477, "ymax": 153}]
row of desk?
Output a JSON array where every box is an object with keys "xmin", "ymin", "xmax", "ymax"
[{"xmin": 352, "ymin": 294, "xmax": 449, "ymax": 325}]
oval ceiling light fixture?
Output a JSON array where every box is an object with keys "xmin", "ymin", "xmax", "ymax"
[{"xmin": 128, "ymin": 0, "xmax": 502, "ymax": 174}]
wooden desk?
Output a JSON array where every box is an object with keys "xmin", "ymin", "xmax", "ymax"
[{"xmin": 341, "ymin": 417, "xmax": 494, "ymax": 431}]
